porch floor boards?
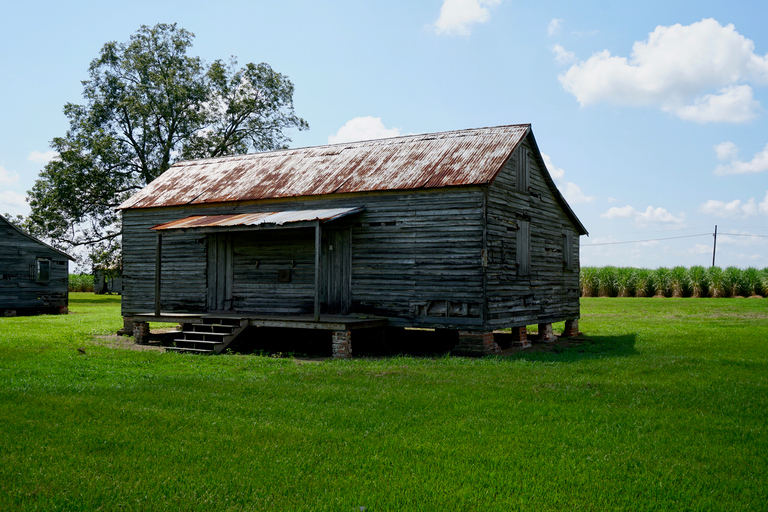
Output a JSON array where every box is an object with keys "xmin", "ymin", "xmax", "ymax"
[{"xmin": 132, "ymin": 312, "xmax": 389, "ymax": 331}]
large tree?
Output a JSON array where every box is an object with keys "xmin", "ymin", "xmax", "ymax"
[{"xmin": 26, "ymin": 23, "xmax": 308, "ymax": 267}]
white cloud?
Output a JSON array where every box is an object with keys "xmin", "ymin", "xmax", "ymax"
[
  {"xmin": 328, "ymin": 117, "xmax": 402, "ymax": 144},
  {"xmin": 559, "ymin": 18, "xmax": 768, "ymax": 122},
  {"xmin": 714, "ymin": 141, "xmax": 739, "ymax": 161},
  {"xmin": 635, "ymin": 206, "xmax": 686, "ymax": 227},
  {"xmin": 700, "ymin": 198, "xmax": 758, "ymax": 218},
  {"xmin": 432, "ymin": 0, "xmax": 502, "ymax": 36},
  {"xmin": 601, "ymin": 205, "xmax": 635, "ymax": 219},
  {"xmin": 547, "ymin": 18, "xmax": 563, "ymax": 36},
  {"xmin": 701, "ymin": 190, "xmax": 768, "ymax": 218},
  {"xmin": 541, "ymin": 153, "xmax": 595, "ymax": 204},
  {"xmin": 601, "ymin": 204, "xmax": 686, "ymax": 227},
  {"xmin": 0, "ymin": 165, "xmax": 20, "ymax": 185},
  {"xmin": 671, "ymin": 85, "xmax": 760, "ymax": 123},
  {"xmin": 0, "ymin": 190, "xmax": 28, "ymax": 215},
  {"xmin": 27, "ymin": 150, "xmax": 59, "ymax": 164},
  {"xmin": 714, "ymin": 142, "xmax": 768, "ymax": 175},
  {"xmin": 551, "ymin": 44, "xmax": 577, "ymax": 65}
]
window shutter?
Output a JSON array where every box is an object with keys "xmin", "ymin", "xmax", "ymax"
[
  {"xmin": 563, "ymin": 229, "xmax": 573, "ymax": 271},
  {"xmin": 517, "ymin": 219, "xmax": 530, "ymax": 275}
]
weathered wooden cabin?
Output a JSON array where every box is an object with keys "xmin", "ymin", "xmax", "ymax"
[
  {"xmin": 0, "ymin": 214, "xmax": 73, "ymax": 315},
  {"xmin": 118, "ymin": 125, "xmax": 587, "ymax": 356}
]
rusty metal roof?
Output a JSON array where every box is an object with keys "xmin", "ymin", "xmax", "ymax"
[
  {"xmin": 151, "ymin": 207, "xmax": 364, "ymax": 231},
  {"xmin": 119, "ymin": 125, "xmax": 531, "ymax": 210}
]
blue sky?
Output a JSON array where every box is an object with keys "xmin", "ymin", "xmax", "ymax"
[{"xmin": 1, "ymin": 0, "xmax": 767, "ymax": 268}]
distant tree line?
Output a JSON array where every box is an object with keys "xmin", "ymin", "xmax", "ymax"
[{"xmin": 580, "ymin": 266, "xmax": 768, "ymax": 298}]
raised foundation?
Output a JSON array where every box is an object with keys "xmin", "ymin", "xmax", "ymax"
[
  {"xmin": 118, "ymin": 316, "xmax": 135, "ymax": 336},
  {"xmin": 511, "ymin": 326, "xmax": 530, "ymax": 349},
  {"xmin": 454, "ymin": 331, "xmax": 501, "ymax": 356},
  {"xmin": 332, "ymin": 330, "xmax": 352, "ymax": 359},
  {"xmin": 133, "ymin": 321, "xmax": 150, "ymax": 344},
  {"xmin": 536, "ymin": 323, "xmax": 556, "ymax": 343},
  {"xmin": 562, "ymin": 319, "xmax": 579, "ymax": 338}
]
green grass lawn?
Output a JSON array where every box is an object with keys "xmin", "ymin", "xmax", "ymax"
[{"xmin": 1, "ymin": 294, "xmax": 766, "ymax": 511}]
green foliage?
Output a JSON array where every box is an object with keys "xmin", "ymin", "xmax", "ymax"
[
  {"xmin": 649, "ymin": 267, "xmax": 671, "ymax": 297},
  {"xmin": 687, "ymin": 265, "xmax": 708, "ymax": 298},
  {"xmin": 742, "ymin": 267, "xmax": 762, "ymax": 297},
  {"xmin": 614, "ymin": 267, "xmax": 636, "ymax": 297},
  {"xmin": 580, "ymin": 266, "xmax": 598, "ymax": 297},
  {"xmin": 707, "ymin": 266, "xmax": 726, "ymax": 298},
  {"xmin": 1, "ymin": 295, "xmax": 767, "ymax": 510},
  {"xmin": 633, "ymin": 267, "xmax": 652, "ymax": 297},
  {"xmin": 25, "ymin": 23, "xmax": 307, "ymax": 266},
  {"xmin": 68, "ymin": 274, "xmax": 94, "ymax": 292},
  {"xmin": 669, "ymin": 266, "xmax": 689, "ymax": 297},
  {"xmin": 596, "ymin": 265, "xmax": 617, "ymax": 296},
  {"xmin": 580, "ymin": 266, "xmax": 768, "ymax": 298}
]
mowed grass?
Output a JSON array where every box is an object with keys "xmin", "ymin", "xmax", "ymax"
[{"xmin": 1, "ymin": 294, "xmax": 766, "ymax": 511}]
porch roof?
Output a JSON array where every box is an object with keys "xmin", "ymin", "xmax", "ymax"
[{"xmin": 150, "ymin": 206, "xmax": 364, "ymax": 232}]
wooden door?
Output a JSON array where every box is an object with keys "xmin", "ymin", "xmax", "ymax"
[
  {"xmin": 207, "ymin": 234, "xmax": 233, "ymax": 311},
  {"xmin": 321, "ymin": 228, "xmax": 351, "ymax": 314}
]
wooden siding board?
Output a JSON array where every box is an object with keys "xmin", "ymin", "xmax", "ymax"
[
  {"xmin": 122, "ymin": 188, "xmax": 486, "ymax": 328},
  {"xmin": 0, "ymin": 217, "xmax": 69, "ymax": 310},
  {"xmin": 484, "ymin": 138, "xmax": 581, "ymax": 329}
]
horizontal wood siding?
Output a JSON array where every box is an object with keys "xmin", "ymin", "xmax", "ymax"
[
  {"xmin": 484, "ymin": 137, "xmax": 581, "ymax": 330},
  {"xmin": 0, "ymin": 217, "xmax": 69, "ymax": 309},
  {"xmin": 122, "ymin": 188, "xmax": 486, "ymax": 328}
]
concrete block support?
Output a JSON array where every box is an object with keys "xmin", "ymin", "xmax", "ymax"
[
  {"xmin": 511, "ymin": 326, "xmax": 530, "ymax": 349},
  {"xmin": 454, "ymin": 331, "xmax": 501, "ymax": 356},
  {"xmin": 562, "ymin": 319, "xmax": 579, "ymax": 338},
  {"xmin": 133, "ymin": 321, "xmax": 150, "ymax": 344},
  {"xmin": 332, "ymin": 330, "xmax": 352, "ymax": 359},
  {"xmin": 537, "ymin": 323, "xmax": 556, "ymax": 343}
]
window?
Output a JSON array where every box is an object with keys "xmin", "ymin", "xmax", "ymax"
[
  {"xmin": 36, "ymin": 258, "xmax": 51, "ymax": 283},
  {"xmin": 517, "ymin": 219, "xmax": 530, "ymax": 275},
  {"xmin": 516, "ymin": 148, "xmax": 529, "ymax": 192},
  {"xmin": 563, "ymin": 229, "xmax": 574, "ymax": 271}
]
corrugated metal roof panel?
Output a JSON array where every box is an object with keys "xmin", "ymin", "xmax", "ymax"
[
  {"xmin": 119, "ymin": 125, "xmax": 530, "ymax": 210},
  {"xmin": 151, "ymin": 207, "xmax": 365, "ymax": 231}
]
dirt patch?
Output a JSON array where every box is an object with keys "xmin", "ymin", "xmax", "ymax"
[{"xmin": 93, "ymin": 327, "xmax": 179, "ymax": 352}]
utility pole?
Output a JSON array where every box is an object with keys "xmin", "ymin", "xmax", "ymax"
[{"xmin": 712, "ymin": 225, "xmax": 717, "ymax": 267}]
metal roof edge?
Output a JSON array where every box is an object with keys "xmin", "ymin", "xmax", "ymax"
[{"xmin": 0, "ymin": 214, "xmax": 76, "ymax": 260}]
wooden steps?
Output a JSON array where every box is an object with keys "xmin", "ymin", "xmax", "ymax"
[{"xmin": 166, "ymin": 317, "xmax": 248, "ymax": 354}]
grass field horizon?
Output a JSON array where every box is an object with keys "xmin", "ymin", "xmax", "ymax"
[{"xmin": 1, "ymin": 294, "xmax": 766, "ymax": 510}]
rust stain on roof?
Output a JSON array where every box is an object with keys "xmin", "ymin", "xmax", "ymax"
[
  {"xmin": 151, "ymin": 207, "xmax": 365, "ymax": 231},
  {"xmin": 119, "ymin": 125, "xmax": 530, "ymax": 210}
]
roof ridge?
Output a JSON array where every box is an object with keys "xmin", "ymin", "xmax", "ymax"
[{"xmin": 175, "ymin": 124, "xmax": 531, "ymax": 167}]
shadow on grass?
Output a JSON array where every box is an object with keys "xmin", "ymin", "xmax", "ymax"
[
  {"xmin": 70, "ymin": 294, "xmax": 122, "ymax": 305},
  {"xmin": 504, "ymin": 333, "xmax": 639, "ymax": 363},
  {"xmin": 224, "ymin": 327, "xmax": 638, "ymax": 362}
]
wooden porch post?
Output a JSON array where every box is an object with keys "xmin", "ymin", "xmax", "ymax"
[
  {"xmin": 314, "ymin": 221, "xmax": 321, "ymax": 321},
  {"xmin": 155, "ymin": 232, "xmax": 162, "ymax": 316}
]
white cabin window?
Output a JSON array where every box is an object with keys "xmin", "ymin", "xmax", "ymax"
[
  {"xmin": 36, "ymin": 258, "xmax": 51, "ymax": 283},
  {"xmin": 517, "ymin": 219, "xmax": 530, "ymax": 275}
]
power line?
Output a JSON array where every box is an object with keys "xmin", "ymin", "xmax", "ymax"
[{"xmin": 584, "ymin": 233, "xmax": 712, "ymax": 247}]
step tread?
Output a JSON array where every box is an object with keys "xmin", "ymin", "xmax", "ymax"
[
  {"xmin": 166, "ymin": 347, "xmax": 214, "ymax": 353},
  {"xmin": 173, "ymin": 339, "xmax": 226, "ymax": 345}
]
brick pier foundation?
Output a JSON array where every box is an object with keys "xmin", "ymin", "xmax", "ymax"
[
  {"xmin": 536, "ymin": 323, "xmax": 556, "ymax": 343},
  {"xmin": 332, "ymin": 330, "xmax": 352, "ymax": 359},
  {"xmin": 562, "ymin": 319, "xmax": 579, "ymax": 338},
  {"xmin": 511, "ymin": 326, "xmax": 530, "ymax": 349},
  {"xmin": 454, "ymin": 331, "xmax": 501, "ymax": 356},
  {"xmin": 133, "ymin": 321, "xmax": 150, "ymax": 344}
]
